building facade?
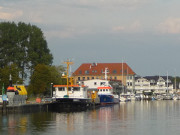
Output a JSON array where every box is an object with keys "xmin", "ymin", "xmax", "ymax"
[
  {"xmin": 133, "ymin": 76, "xmax": 174, "ymax": 94},
  {"xmin": 72, "ymin": 63, "xmax": 136, "ymax": 89}
]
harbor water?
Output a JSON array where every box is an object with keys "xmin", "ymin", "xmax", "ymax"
[{"xmin": 1, "ymin": 100, "xmax": 180, "ymax": 135}]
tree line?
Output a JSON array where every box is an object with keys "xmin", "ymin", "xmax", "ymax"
[{"xmin": 0, "ymin": 22, "xmax": 66, "ymax": 96}]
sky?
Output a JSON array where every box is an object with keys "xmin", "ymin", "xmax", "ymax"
[{"xmin": 1, "ymin": 0, "xmax": 180, "ymax": 76}]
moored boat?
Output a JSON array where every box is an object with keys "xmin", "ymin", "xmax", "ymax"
[
  {"xmin": 119, "ymin": 93, "xmax": 131, "ymax": 102},
  {"xmin": 52, "ymin": 85, "xmax": 94, "ymax": 103},
  {"xmin": 97, "ymin": 86, "xmax": 119, "ymax": 105}
]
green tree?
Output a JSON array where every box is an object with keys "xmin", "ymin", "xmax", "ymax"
[
  {"xmin": 28, "ymin": 64, "xmax": 66, "ymax": 96},
  {"xmin": 0, "ymin": 64, "xmax": 23, "ymax": 93},
  {"xmin": 0, "ymin": 22, "xmax": 53, "ymax": 82}
]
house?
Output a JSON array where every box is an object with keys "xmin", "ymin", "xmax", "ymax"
[
  {"xmin": 134, "ymin": 76, "xmax": 174, "ymax": 95},
  {"xmin": 72, "ymin": 63, "xmax": 136, "ymax": 91}
]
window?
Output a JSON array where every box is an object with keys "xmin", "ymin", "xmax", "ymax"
[
  {"xmin": 78, "ymin": 77, "xmax": 80, "ymax": 81},
  {"xmin": 79, "ymin": 70, "xmax": 82, "ymax": 74},
  {"xmin": 92, "ymin": 70, "xmax": 97, "ymax": 73},
  {"xmin": 130, "ymin": 82, "xmax": 132, "ymax": 86},
  {"xmin": 87, "ymin": 77, "xmax": 89, "ymax": 80},
  {"xmin": 106, "ymin": 89, "xmax": 108, "ymax": 91},
  {"xmin": 101, "ymin": 69, "xmax": 104, "ymax": 73},
  {"xmin": 83, "ymin": 77, "xmax": 85, "ymax": 80},
  {"xmin": 94, "ymin": 82, "xmax": 97, "ymax": 85},
  {"xmin": 124, "ymin": 70, "xmax": 127, "ymax": 74},
  {"xmin": 100, "ymin": 82, "xmax": 105, "ymax": 85},
  {"xmin": 92, "ymin": 77, "xmax": 94, "ymax": 79},
  {"xmin": 113, "ymin": 70, "xmax": 117, "ymax": 74},
  {"xmin": 114, "ymin": 77, "xmax": 117, "ymax": 80},
  {"xmin": 73, "ymin": 87, "xmax": 80, "ymax": 91},
  {"xmin": 85, "ymin": 70, "xmax": 89, "ymax": 74},
  {"xmin": 58, "ymin": 87, "xmax": 65, "ymax": 91}
]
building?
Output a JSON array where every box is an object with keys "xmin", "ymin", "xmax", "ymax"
[
  {"xmin": 134, "ymin": 76, "xmax": 174, "ymax": 94},
  {"xmin": 72, "ymin": 63, "xmax": 136, "ymax": 91}
]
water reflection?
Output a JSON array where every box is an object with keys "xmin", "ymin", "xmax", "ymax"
[{"xmin": 0, "ymin": 101, "xmax": 180, "ymax": 135}]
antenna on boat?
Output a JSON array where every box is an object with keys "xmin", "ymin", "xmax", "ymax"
[
  {"xmin": 102, "ymin": 67, "xmax": 109, "ymax": 80},
  {"xmin": 63, "ymin": 59, "xmax": 74, "ymax": 97}
]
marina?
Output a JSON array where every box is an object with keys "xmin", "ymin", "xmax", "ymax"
[{"xmin": 1, "ymin": 100, "xmax": 180, "ymax": 135}]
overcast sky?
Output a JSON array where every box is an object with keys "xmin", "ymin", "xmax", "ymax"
[{"xmin": 1, "ymin": 0, "xmax": 180, "ymax": 76}]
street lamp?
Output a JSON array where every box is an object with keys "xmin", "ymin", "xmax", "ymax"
[{"xmin": 51, "ymin": 83, "xmax": 53, "ymax": 97}]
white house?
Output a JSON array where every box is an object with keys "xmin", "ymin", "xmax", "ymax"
[{"xmin": 134, "ymin": 76, "xmax": 174, "ymax": 94}]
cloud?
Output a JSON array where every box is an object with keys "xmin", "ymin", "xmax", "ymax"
[
  {"xmin": 45, "ymin": 27, "xmax": 91, "ymax": 39},
  {"xmin": 65, "ymin": 0, "xmax": 148, "ymax": 9},
  {"xmin": 157, "ymin": 17, "xmax": 180, "ymax": 34},
  {"xmin": 112, "ymin": 26, "xmax": 125, "ymax": 31},
  {"xmin": 112, "ymin": 21, "xmax": 142, "ymax": 33},
  {"xmin": 0, "ymin": 6, "xmax": 23, "ymax": 20}
]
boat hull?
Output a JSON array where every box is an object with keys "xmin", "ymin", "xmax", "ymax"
[{"xmin": 98, "ymin": 94, "xmax": 119, "ymax": 104}]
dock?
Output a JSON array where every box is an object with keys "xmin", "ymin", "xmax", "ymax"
[{"xmin": 0, "ymin": 101, "xmax": 100, "ymax": 114}]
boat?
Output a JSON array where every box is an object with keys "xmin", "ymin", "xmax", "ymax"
[
  {"xmin": 119, "ymin": 93, "xmax": 131, "ymax": 102},
  {"xmin": 155, "ymin": 94, "xmax": 163, "ymax": 100},
  {"xmin": 97, "ymin": 86, "xmax": 119, "ymax": 105},
  {"xmin": 52, "ymin": 84, "xmax": 93, "ymax": 103},
  {"xmin": 163, "ymin": 93, "xmax": 173, "ymax": 100},
  {"xmin": 52, "ymin": 60, "xmax": 99, "ymax": 104}
]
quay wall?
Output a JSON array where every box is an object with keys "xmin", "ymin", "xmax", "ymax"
[
  {"xmin": 0, "ymin": 102, "xmax": 100, "ymax": 114},
  {"xmin": 0, "ymin": 103, "xmax": 51, "ymax": 114}
]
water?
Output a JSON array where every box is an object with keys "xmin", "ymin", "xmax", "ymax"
[{"xmin": 1, "ymin": 100, "xmax": 180, "ymax": 135}]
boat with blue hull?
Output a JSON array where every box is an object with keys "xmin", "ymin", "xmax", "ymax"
[{"xmin": 97, "ymin": 86, "xmax": 119, "ymax": 105}]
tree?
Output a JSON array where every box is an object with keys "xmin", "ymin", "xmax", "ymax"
[
  {"xmin": 0, "ymin": 64, "xmax": 23, "ymax": 94},
  {"xmin": 0, "ymin": 22, "xmax": 53, "ymax": 82},
  {"xmin": 28, "ymin": 64, "xmax": 66, "ymax": 96}
]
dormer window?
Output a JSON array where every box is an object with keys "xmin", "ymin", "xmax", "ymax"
[
  {"xmin": 113, "ymin": 70, "xmax": 117, "ymax": 74},
  {"xmin": 124, "ymin": 70, "xmax": 127, "ymax": 74},
  {"xmin": 85, "ymin": 70, "xmax": 89, "ymax": 74}
]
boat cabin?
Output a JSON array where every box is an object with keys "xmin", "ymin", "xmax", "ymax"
[
  {"xmin": 97, "ymin": 86, "xmax": 113, "ymax": 95},
  {"xmin": 53, "ymin": 85, "xmax": 88, "ymax": 99}
]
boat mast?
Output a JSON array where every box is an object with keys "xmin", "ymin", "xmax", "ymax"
[
  {"xmin": 63, "ymin": 59, "xmax": 74, "ymax": 97},
  {"xmin": 167, "ymin": 71, "xmax": 168, "ymax": 93},
  {"xmin": 175, "ymin": 69, "xmax": 177, "ymax": 93},
  {"xmin": 122, "ymin": 59, "xmax": 124, "ymax": 93}
]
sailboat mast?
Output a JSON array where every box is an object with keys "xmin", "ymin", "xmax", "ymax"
[
  {"xmin": 122, "ymin": 59, "xmax": 124, "ymax": 93},
  {"xmin": 167, "ymin": 71, "xmax": 168, "ymax": 93}
]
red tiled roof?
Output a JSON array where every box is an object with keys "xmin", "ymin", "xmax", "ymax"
[{"xmin": 73, "ymin": 63, "xmax": 135, "ymax": 76}]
